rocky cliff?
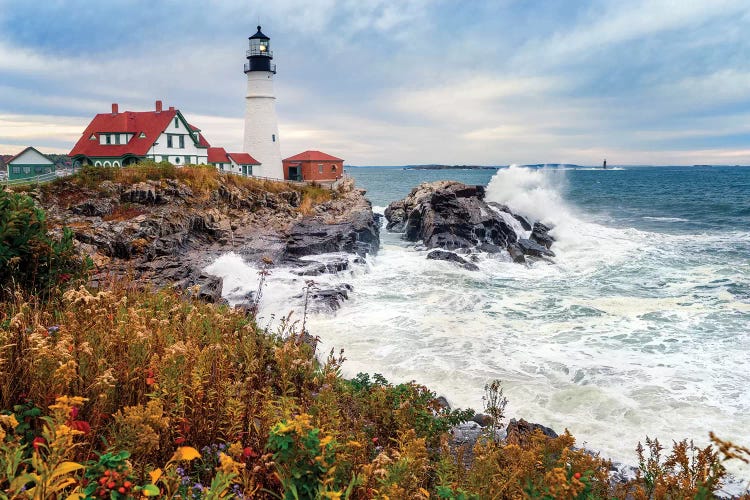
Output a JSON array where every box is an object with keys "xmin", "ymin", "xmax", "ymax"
[{"xmin": 35, "ymin": 170, "xmax": 379, "ymax": 302}]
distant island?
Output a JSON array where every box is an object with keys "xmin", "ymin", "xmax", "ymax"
[{"xmin": 403, "ymin": 164, "xmax": 500, "ymax": 170}]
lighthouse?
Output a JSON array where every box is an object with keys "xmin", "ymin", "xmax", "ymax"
[{"xmin": 243, "ymin": 26, "xmax": 283, "ymax": 179}]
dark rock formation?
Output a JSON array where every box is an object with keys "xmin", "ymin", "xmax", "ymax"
[
  {"xmin": 385, "ymin": 181, "xmax": 555, "ymax": 263},
  {"xmin": 530, "ymin": 222, "xmax": 555, "ymax": 249},
  {"xmin": 517, "ymin": 238, "xmax": 555, "ymax": 258},
  {"xmin": 285, "ymin": 179, "xmax": 380, "ymax": 259},
  {"xmin": 297, "ymin": 284, "xmax": 354, "ymax": 312},
  {"xmin": 426, "ymin": 249, "xmax": 480, "ymax": 271}
]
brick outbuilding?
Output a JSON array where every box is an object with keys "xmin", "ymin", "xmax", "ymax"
[{"xmin": 282, "ymin": 150, "xmax": 343, "ymax": 182}]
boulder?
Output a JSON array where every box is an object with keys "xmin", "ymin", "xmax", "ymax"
[
  {"xmin": 71, "ymin": 199, "xmax": 113, "ymax": 217},
  {"xmin": 507, "ymin": 243, "xmax": 526, "ymax": 263},
  {"xmin": 386, "ymin": 181, "xmax": 517, "ymax": 252},
  {"xmin": 426, "ymin": 249, "xmax": 480, "ymax": 271},
  {"xmin": 530, "ymin": 222, "xmax": 555, "ymax": 249},
  {"xmin": 517, "ymin": 238, "xmax": 555, "ymax": 258},
  {"xmin": 505, "ymin": 418, "xmax": 558, "ymax": 447}
]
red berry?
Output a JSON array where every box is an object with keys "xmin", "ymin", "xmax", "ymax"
[
  {"xmin": 118, "ymin": 487, "xmax": 126, "ymax": 494},
  {"xmin": 32, "ymin": 437, "xmax": 46, "ymax": 450},
  {"xmin": 107, "ymin": 481, "xmax": 116, "ymax": 489},
  {"xmin": 103, "ymin": 470, "xmax": 111, "ymax": 476},
  {"xmin": 123, "ymin": 481, "xmax": 132, "ymax": 488},
  {"xmin": 99, "ymin": 477, "xmax": 107, "ymax": 485},
  {"xmin": 573, "ymin": 472, "xmax": 582, "ymax": 480}
]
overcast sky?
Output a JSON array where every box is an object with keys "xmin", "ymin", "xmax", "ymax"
[{"xmin": 1, "ymin": 0, "xmax": 749, "ymax": 165}]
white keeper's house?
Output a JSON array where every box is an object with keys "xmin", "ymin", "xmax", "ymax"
[{"xmin": 70, "ymin": 101, "xmax": 220, "ymax": 168}]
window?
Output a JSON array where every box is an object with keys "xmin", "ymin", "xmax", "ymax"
[
  {"xmin": 318, "ymin": 164, "xmax": 323, "ymax": 174},
  {"xmin": 115, "ymin": 134, "xmax": 121, "ymax": 145},
  {"xmin": 179, "ymin": 135, "xmax": 184, "ymax": 148},
  {"xmin": 272, "ymin": 134, "xmax": 276, "ymax": 142},
  {"xmin": 95, "ymin": 161, "xmax": 102, "ymax": 166},
  {"xmin": 331, "ymin": 164, "xmax": 337, "ymax": 172},
  {"xmin": 174, "ymin": 157, "xmax": 180, "ymax": 164},
  {"xmin": 167, "ymin": 135, "xmax": 173, "ymax": 148},
  {"xmin": 103, "ymin": 162, "xmax": 111, "ymax": 167},
  {"xmin": 89, "ymin": 134, "xmax": 96, "ymax": 140},
  {"xmin": 113, "ymin": 161, "xmax": 120, "ymax": 167},
  {"xmin": 24, "ymin": 167, "xmax": 30, "ymax": 174},
  {"xmin": 175, "ymin": 117, "xmax": 179, "ymax": 128},
  {"xmin": 139, "ymin": 132, "xmax": 146, "ymax": 138},
  {"xmin": 105, "ymin": 134, "xmax": 111, "ymax": 144}
]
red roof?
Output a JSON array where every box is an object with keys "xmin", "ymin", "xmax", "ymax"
[
  {"xmin": 283, "ymin": 150, "xmax": 343, "ymax": 162},
  {"xmin": 228, "ymin": 152, "xmax": 260, "ymax": 165},
  {"xmin": 208, "ymin": 148, "xmax": 260, "ymax": 165},
  {"xmin": 70, "ymin": 109, "xmax": 178, "ymax": 158},
  {"xmin": 207, "ymin": 147, "xmax": 229, "ymax": 164}
]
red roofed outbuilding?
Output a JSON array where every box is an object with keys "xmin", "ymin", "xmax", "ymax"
[
  {"xmin": 208, "ymin": 147, "xmax": 260, "ymax": 176},
  {"xmin": 282, "ymin": 150, "xmax": 344, "ymax": 181}
]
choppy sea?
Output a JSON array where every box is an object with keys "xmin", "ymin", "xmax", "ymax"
[{"xmin": 206, "ymin": 165, "xmax": 750, "ymax": 474}]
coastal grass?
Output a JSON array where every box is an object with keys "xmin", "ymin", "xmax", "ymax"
[
  {"xmin": 34, "ymin": 161, "xmax": 333, "ymax": 210},
  {"xmin": 2, "ymin": 282, "xmax": 749, "ymax": 498}
]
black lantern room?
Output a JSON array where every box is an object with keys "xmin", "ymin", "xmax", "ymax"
[{"xmin": 245, "ymin": 26, "xmax": 276, "ymax": 74}]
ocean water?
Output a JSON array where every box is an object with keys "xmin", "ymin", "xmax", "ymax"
[{"xmin": 206, "ymin": 165, "xmax": 750, "ymax": 472}]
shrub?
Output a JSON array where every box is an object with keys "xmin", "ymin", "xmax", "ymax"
[{"xmin": 0, "ymin": 190, "xmax": 91, "ymax": 300}]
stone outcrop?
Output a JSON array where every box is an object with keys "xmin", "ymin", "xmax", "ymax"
[
  {"xmin": 40, "ymin": 173, "xmax": 379, "ymax": 298},
  {"xmin": 426, "ymin": 249, "xmax": 479, "ymax": 271},
  {"xmin": 385, "ymin": 181, "xmax": 555, "ymax": 265}
]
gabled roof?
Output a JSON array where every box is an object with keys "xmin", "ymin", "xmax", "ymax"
[
  {"xmin": 208, "ymin": 148, "xmax": 261, "ymax": 165},
  {"xmin": 283, "ymin": 150, "xmax": 344, "ymax": 162},
  {"xmin": 7, "ymin": 146, "xmax": 53, "ymax": 165},
  {"xmin": 228, "ymin": 152, "xmax": 260, "ymax": 165},
  {"xmin": 70, "ymin": 109, "xmax": 178, "ymax": 158},
  {"xmin": 207, "ymin": 147, "xmax": 229, "ymax": 164}
]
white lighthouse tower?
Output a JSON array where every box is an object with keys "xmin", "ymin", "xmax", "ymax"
[{"xmin": 243, "ymin": 26, "xmax": 283, "ymax": 179}]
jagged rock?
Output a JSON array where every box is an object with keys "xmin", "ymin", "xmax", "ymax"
[
  {"xmin": 286, "ymin": 215, "xmax": 379, "ymax": 258},
  {"xmin": 477, "ymin": 243, "xmax": 503, "ymax": 254},
  {"xmin": 513, "ymin": 213, "xmax": 533, "ymax": 231},
  {"xmin": 301, "ymin": 284, "xmax": 354, "ymax": 312},
  {"xmin": 71, "ymin": 199, "xmax": 113, "ymax": 217},
  {"xmin": 386, "ymin": 181, "xmax": 517, "ymax": 252},
  {"xmin": 517, "ymin": 238, "xmax": 555, "ymax": 258},
  {"xmin": 505, "ymin": 418, "xmax": 558, "ymax": 447},
  {"xmin": 427, "ymin": 249, "xmax": 480, "ymax": 271},
  {"xmin": 384, "ymin": 202, "xmax": 407, "ymax": 232},
  {"xmin": 121, "ymin": 182, "xmax": 165, "ymax": 204},
  {"xmin": 278, "ymin": 191, "xmax": 301, "ymax": 207},
  {"xmin": 507, "ymin": 243, "xmax": 526, "ymax": 263},
  {"xmin": 530, "ymin": 222, "xmax": 555, "ymax": 249}
]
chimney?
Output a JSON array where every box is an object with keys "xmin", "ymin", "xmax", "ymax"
[
  {"xmin": 155, "ymin": 100, "xmax": 163, "ymax": 113},
  {"xmin": 168, "ymin": 106, "xmax": 175, "ymax": 112},
  {"xmin": 111, "ymin": 103, "xmax": 119, "ymax": 114}
]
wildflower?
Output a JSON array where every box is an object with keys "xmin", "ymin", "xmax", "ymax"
[
  {"xmin": 32, "ymin": 436, "xmax": 47, "ymax": 450},
  {"xmin": 573, "ymin": 472, "xmax": 582, "ymax": 480}
]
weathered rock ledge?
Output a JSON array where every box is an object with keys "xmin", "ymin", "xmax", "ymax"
[
  {"xmin": 385, "ymin": 180, "xmax": 555, "ymax": 267},
  {"xmin": 38, "ymin": 174, "xmax": 379, "ymax": 304}
]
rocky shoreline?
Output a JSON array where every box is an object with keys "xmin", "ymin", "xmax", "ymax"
[{"xmin": 37, "ymin": 174, "xmax": 379, "ymax": 309}]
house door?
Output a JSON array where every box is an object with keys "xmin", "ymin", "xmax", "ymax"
[
  {"xmin": 288, "ymin": 166, "xmax": 300, "ymax": 181},
  {"xmin": 242, "ymin": 165, "xmax": 248, "ymax": 176}
]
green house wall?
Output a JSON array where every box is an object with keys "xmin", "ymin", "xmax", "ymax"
[{"xmin": 7, "ymin": 164, "xmax": 56, "ymax": 180}]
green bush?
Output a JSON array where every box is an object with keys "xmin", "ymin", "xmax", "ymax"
[{"xmin": 0, "ymin": 190, "xmax": 91, "ymax": 299}]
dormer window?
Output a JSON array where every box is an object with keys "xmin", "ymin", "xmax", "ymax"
[
  {"xmin": 139, "ymin": 132, "xmax": 146, "ymax": 138},
  {"xmin": 105, "ymin": 134, "xmax": 111, "ymax": 145},
  {"xmin": 174, "ymin": 117, "xmax": 179, "ymax": 128},
  {"xmin": 89, "ymin": 134, "xmax": 96, "ymax": 140}
]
